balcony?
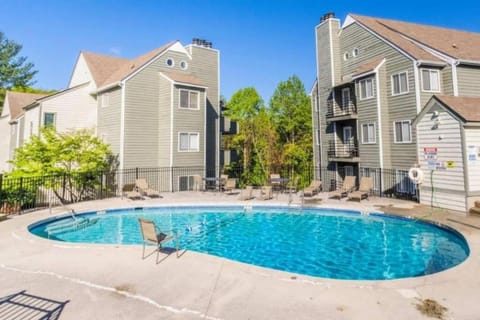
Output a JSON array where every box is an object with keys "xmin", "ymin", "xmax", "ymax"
[
  {"xmin": 327, "ymin": 140, "xmax": 360, "ymax": 162},
  {"xmin": 325, "ymin": 100, "xmax": 357, "ymax": 122}
]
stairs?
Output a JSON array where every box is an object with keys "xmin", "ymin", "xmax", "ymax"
[{"xmin": 469, "ymin": 201, "xmax": 480, "ymax": 216}]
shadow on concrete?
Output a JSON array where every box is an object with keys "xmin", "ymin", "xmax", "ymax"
[{"xmin": 0, "ymin": 290, "xmax": 69, "ymax": 320}]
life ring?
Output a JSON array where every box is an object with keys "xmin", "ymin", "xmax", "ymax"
[{"xmin": 408, "ymin": 167, "xmax": 424, "ymax": 184}]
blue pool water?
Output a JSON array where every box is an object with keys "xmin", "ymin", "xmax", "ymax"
[{"xmin": 29, "ymin": 206, "xmax": 469, "ymax": 280}]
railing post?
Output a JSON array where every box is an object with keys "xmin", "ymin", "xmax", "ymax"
[
  {"xmin": 171, "ymin": 167, "xmax": 174, "ymax": 192},
  {"xmin": 135, "ymin": 167, "xmax": 139, "ymax": 179}
]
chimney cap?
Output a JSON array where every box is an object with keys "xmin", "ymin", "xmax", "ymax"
[{"xmin": 321, "ymin": 12, "xmax": 335, "ymax": 22}]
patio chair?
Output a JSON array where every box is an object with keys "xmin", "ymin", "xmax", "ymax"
[
  {"xmin": 259, "ymin": 186, "xmax": 273, "ymax": 200},
  {"xmin": 348, "ymin": 177, "xmax": 373, "ymax": 201},
  {"xmin": 223, "ymin": 178, "xmax": 236, "ymax": 194},
  {"xmin": 122, "ymin": 184, "xmax": 143, "ymax": 200},
  {"xmin": 193, "ymin": 175, "xmax": 204, "ymax": 191},
  {"xmin": 138, "ymin": 218, "xmax": 179, "ymax": 263},
  {"xmin": 329, "ymin": 176, "xmax": 356, "ymax": 199},
  {"xmin": 219, "ymin": 174, "xmax": 229, "ymax": 191},
  {"xmin": 135, "ymin": 179, "xmax": 162, "ymax": 198},
  {"xmin": 303, "ymin": 180, "xmax": 322, "ymax": 197},
  {"xmin": 239, "ymin": 186, "xmax": 254, "ymax": 200},
  {"xmin": 286, "ymin": 176, "xmax": 300, "ymax": 194}
]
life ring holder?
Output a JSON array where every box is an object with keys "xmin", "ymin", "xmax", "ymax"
[{"xmin": 408, "ymin": 167, "xmax": 424, "ymax": 184}]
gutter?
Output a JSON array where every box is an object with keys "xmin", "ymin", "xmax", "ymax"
[
  {"xmin": 416, "ymin": 60, "xmax": 447, "ymax": 67},
  {"xmin": 457, "ymin": 59, "xmax": 480, "ymax": 66},
  {"xmin": 92, "ymin": 81, "xmax": 122, "ymax": 94}
]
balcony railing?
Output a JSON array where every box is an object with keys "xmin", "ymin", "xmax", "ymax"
[
  {"xmin": 326, "ymin": 100, "xmax": 357, "ymax": 119},
  {"xmin": 327, "ymin": 140, "xmax": 359, "ymax": 158}
]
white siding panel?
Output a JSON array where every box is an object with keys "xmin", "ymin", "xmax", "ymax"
[
  {"xmin": 23, "ymin": 107, "xmax": 40, "ymax": 142},
  {"xmin": 465, "ymin": 128, "xmax": 480, "ymax": 191},
  {"xmin": 69, "ymin": 54, "xmax": 94, "ymax": 88},
  {"xmin": 0, "ymin": 118, "xmax": 10, "ymax": 171},
  {"xmin": 419, "ymin": 188, "xmax": 466, "ymax": 212}
]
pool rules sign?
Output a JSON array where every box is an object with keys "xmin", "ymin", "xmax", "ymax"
[{"xmin": 424, "ymin": 147, "xmax": 440, "ymax": 169}]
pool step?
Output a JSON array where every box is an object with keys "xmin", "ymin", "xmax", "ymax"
[{"xmin": 46, "ymin": 217, "xmax": 99, "ymax": 236}]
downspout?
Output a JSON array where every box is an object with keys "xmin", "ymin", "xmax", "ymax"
[{"xmin": 460, "ymin": 124, "xmax": 470, "ymax": 212}]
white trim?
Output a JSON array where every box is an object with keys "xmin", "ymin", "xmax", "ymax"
[
  {"xmin": 314, "ymin": 27, "xmax": 324, "ymax": 169},
  {"xmin": 178, "ymin": 89, "xmax": 201, "ymax": 110},
  {"xmin": 204, "ymin": 90, "xmax": 207, "ymax": 171},
  {"xmin": 315, "ymin": 128, "xmax": 321, "ymax": 146},
  {"xmin": 452, "ymin": 63, "xmax": 459, "ymax": 96},
  {"xmin": 393, "ymin": 120, "xmax": 413, "ymax": 144},
  {"xmin": 416, "ymin": 60, "xmax": 447, "ymax": 67},
  {"xmin": 413, "ymin": 62, "xmax": 422, "ymax": 114},
  {"xmin": 180, "ymin": 60, "xmax": 188, "ymax": 70},
  {"xmin": 93, "ymin": 81, "xmax": 122, "ymax": 94},
  {"xmin": 168, "ymin": 42, "xmax": 192, "ymax": 60},
  {"xmin": 185, "ymin": 44, "xmax": 220, "ymax": 55},
  {"xmin": 375, "ymin": 70, "xmax": 384, "ymax": 169},
  {"xmin": 166, "ymin": 57, "xmax": 175, "ymax": 68},
  {"xmin": 361, "ymin": 122, "xmax": 376, "ymax": 144},
  {"xmin": 358, "ymin": 78, "xmax": 374, "ymax": 100},
  {"xmin": 217, "ymin": 51, "xmax": 221, "ymax": 175},
  {"xmin": 169, "ymin": 81, "xmax": 174, "ymax": 192},
  {"xmin": 391, "ymin": 71, "xmax": 409, "ymax": 96},
  {"xmin": 352, "ymin": 48, "xmax": 359, "ymax": 57},
  {"xmin": 178, "ymin": 132, "xmax": 200, "ymax": 152},
  {"xmin": 398, "ymin": 35, "xmax": 456, "ymax": 64},
  {"xmin": 420, "ymin": 68, "xmax": 441, "ymax": 93},
  {"xmin": 119, "ymin": 83, "xmax": 125, "ymax": 171},
  {"xmin": 328, "ymin": 20, "xmax": 335, "ymax": 86},
  {"xmin": 341, "ymin": 87, "xmax": 350, "ymax": 108},
  {"xmin": 342, "ymin": 15, "xmax": 356, "ymax": 29},
  {"xmin": 42, "ymin": 112, "xmax": 56, "ymax": 127},
  {"xmin": 123, "ymin": 45, "xmax": 174, "ymax": 84}
]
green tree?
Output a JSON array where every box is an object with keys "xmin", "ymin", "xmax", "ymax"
[
  {"xmin": 269, "ymin": 76, "xmax": 313, "ymax": 183},
  {"xmin": 9, "ymin": 128, "xmax": 113, "ymax": 202},
  {"xmin": 0, "ymin": 31, "xmax": 38, "ymax": 113}
]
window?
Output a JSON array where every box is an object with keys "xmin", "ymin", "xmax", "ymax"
[
  {"xmin": 179, "ymin": 132, "xmax": 199, "ymax": 152},
  {"xmin": 391, "ymin": 71, "xmax": 409, "ymax": 95},
  {"xmin": 341, "ymin": 88, "xmax": 350, "ymax": 108},
  {"xmin": 361, "ymin": 123, "xmax": 375, "ymax": 144},
  {"xmin": 421, "ymin": 69, "xmax": 440, "ymax": 92},
  {"xmin": 179, "ymin": 176, "xmax": 195, "ymax": 191},
  {"xmin": 359, "ymin": 78, "xmax": 374, "ymax": 100},
  {"xmin": 101, "ymin": 93, "xmax": 109, "ymax": 108},
  {"xmin": 179, "ymin": 90, "xmax": 200, "ymax": 110},
  {"xmin": 315, "ymin": 129, "xmax": 320, "ymax": 145},
  {"xmin": 394, "ymin": 120, "xmax": 412, "ymax": 143},
  {"xmin": 352, "ymin": 48, "xmax": 359, "ymax": 57},
  {"xmin": 180, "ymin": 60, "xmax": 188, "ymax": 69},
  {"xmin": 343, "ymin": 52, "xmax": 349, "ymax": 61},
  {"xmin": 43, "ymin": 112, "xmax": 56, "ymax": 127},
  {"xmin": 166, "ymin": 58, "xmax": 174, "ymax": 67}
]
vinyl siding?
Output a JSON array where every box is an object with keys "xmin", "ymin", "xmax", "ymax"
[
  {"xmin": 97, "ymin": 88, "xmax": 122, "ymax": 157},
  {"xmin": 69, "ymin": 54, "xmax": 93, "ymax": 88},
  {"xmin": 465, "ymin": 128, "xmax": 480, "ymax": 192},
  {"xmin": 442, "ymin": 65, "xmax": 454, "ymax": 96},
  {"xmin": 172, "ymin": 85, "xmax": 205, "ymax": 166},
  {"xmin": 457, "ymin": 65, "xmax": 480, "ymax": 97},
  {"xmin": 23, "ymin": 106, "xmax": 40, "ymax": 142},
  {"xmin": 8, "ymin": 123, "xmax": 17, "ymax": 167},
  {"xmin": 417, "ymin": 105, "xmax": 466, "ymax": 212},
  {"xmin": 158, "ymin": 76, "xmax": 171, "ymax": 167},
  {"xmin": 41, "ymin": 83, "xmax": 97, "ymax": 134},
  {"xmin": 0, "ymin": 118, "xmax": 10, "ymax": 171},
  {"xmin": 311, "ymin": 82, "xmax": 321, "ymax": 170}
]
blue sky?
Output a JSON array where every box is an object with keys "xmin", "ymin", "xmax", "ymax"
[{"xmin": 2, "ymin": 0, "xmax": 479, "ymax": 102}]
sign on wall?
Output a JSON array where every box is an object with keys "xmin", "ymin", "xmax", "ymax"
[
  {"xmin": 468, "ymin": 145, "xmax": 478, "ymax": 163},
  {"xmin": 424, "ymin": 147, "xmax": 438, "ymax": 160}
]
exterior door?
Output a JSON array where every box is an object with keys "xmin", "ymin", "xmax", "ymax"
[{"xmin": 343, "ymin": 126, "xmax": 353, "ymax": 156}]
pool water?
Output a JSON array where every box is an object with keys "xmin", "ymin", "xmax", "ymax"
[{"xmin": 29, "ymin": 206, "xmax": 469, "ymax": 280}]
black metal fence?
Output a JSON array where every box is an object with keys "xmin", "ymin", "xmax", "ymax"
[{"xmin": 0, "ymin": 165, "xmax": 417, "ymax": 214}]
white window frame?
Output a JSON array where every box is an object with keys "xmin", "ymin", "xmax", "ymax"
[
  {"xmin": 178, "ymin": 175, "xmax": 195, "ymax": 191},
  {"xmin": 393, "ymin": 120, "xmax": 412, "ymax": 144},
  {"xmin": 179, "ymin": 89, "xmax": 200, "ymax": 110},
  {"xmin": 101, "ymin": 93, "xmax": 109, "ymax": 108},
  {"xmin": 361, "ymin": 123, "xmax": 376, "ymax": 144},
  {"xmin": 166, "ymin": 58, "xmax": 174, "ymax": 67},
  {"xmin": 43, "ymin": 112, "xmax": 56, "ymax": 127},
  {"xmin": 180, "ymin": 60, "xmax": 188, "ymax": 70},
  {"xmin": 391, "ymin": 71, "xmax": 409, "ymax": 96},
  {"xmin": 341, "ymin": 87, "xmax": 350, "ymax": 108},
  {"xmin": 178, "ymin": 132, "xmax": 200, "ymax": 152},
  {"xmin": 359, "ymin": 78, "xmax": 374, "ymax": 100},
  {"xmin": 421, "ymin": 69, "xmax": 441, "ymax": 92}
]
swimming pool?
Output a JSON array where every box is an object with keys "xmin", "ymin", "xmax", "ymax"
[{"xmin": 29, "ymin": 206, "xmax": 469, "ymax": 280}]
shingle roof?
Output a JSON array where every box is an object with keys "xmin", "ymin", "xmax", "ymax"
[
  {"xmin": 352, "ymin": 57, "xmax": 385, "ymax": 78},
  {"xmin": 434, "ymin": 95, "xmax": 480, "ymax": 122},
  {"xmin": 161, "ymin": 71, "xmax": 206, "ymax": 87},
  {"xmin": 98, "ymin": 42, "xmax": 175, "ymax": 88},
  {"xmin": 350, "ymin": 15, "xmax": 464, "ymax": 62},
  {"xmin": 5, "ymin": 91, "xmax": 47, "ymax": 120},
  {"xmin": 81, "ymin": 51, "xmax": 129, "ymax": 87}
]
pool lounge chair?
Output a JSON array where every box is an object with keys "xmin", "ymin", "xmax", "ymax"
[
  {"xmin": 223, "ymin": 178, "xmax": 236, "ymax": 194},
  {"xmin": 239, "ymin": 186, "xmax": 254, "ymax": 200},
  {"xmin": 303, "ymin": 180, "xmax": 322, "ymax": 197},
  {"xmin": 259, "ymin": 186, "xmax": 273, "ymax": 200},
  {"xmin": 138, "ymin": 218, "xmax": 179, "ymax": 263},
  {"xmin": 348, "ymin": 177, "xmax": 373, "ymax": 201},
  {"xmin": 193, "ymin": 175, "xmax": 204, "ymax": 191},
  {"xmin": 122, "ymin": 184, "xmax": 143, "ymax": 200},
  {"xmin": 329, "ymin": 176, "xmax": 356, "ymax": 199},
  {"xmin": 219, "ymin": 174, "xmax": 229, "ymax": 191},
  {"xmin": 270, "ymin": 173, "xmax": 281, "ymax": 191},
  {"xmin": 135, "ymin": 179, "xmax": 162, "ymax": 198}
]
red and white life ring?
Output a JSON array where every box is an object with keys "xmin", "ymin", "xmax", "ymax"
[{"xmin": 408, "ymin": 167, "xmax": 424, "ymax": 184}]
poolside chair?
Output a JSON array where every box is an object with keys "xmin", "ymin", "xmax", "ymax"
[
  {"xmin": 219, "ymin": 174, "xmax": 229, "ymax": 191},
  {"xmin": 135, "ymin": 179, "xmax": 162, "ymax": 198},
  {"xmin": 348, "ymin": 177, "xmax": 373, "ymax": 201},
  {"xmin": 122, "ymin": 184, "xmax": 143, "ymax": 200},
  {"xmin": 329, "ymin": 176, "xmax": 356, "ymax": 199},
  {"xmin": 270, "ymin": 173, "xmax": 281, "ymax": 191},
  {"xmin": 192, "ymin": 175, "xmax": 204, "ymax": 191},
  {"xmin": 286, "ymin": 176, "xmax": 300, "ymax": 194},
  {"xmin": 239, "ymin": 186, "xmax": 254, "ymax": 200},
  {"xmin": 223, "ymin": 178, "xmax": 236, "ymax": 194},
  {"xmin": 303, "ymin": 180, "xmax": 322, "ymax": 197},
  {"xmin": 259, "ymin": 186, "xmax": 273, "ymax": 200},
  {"xmin": 138, "ymin": 218, "xmax": 179, "ymax": 263}
]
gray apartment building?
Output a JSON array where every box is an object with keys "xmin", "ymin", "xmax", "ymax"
[{"xmin": 312, "ymin": 13, "xmax": 480, "ymax": 196}]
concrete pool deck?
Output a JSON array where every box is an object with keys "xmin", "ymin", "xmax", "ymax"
[{"xmin": 1, "ymin": 191, "xmax": 479, "ymax": 319}]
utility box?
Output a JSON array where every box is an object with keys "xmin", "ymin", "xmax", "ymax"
[{"xmin": 413, "ymin": 95, "xmax": 480, "ymax": 214}]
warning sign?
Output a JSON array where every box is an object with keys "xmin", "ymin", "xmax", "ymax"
[
  {"xmin": 424, "ymin": 147, "xmax": 438, "ymax": 160},
  {"xmin": 445, "ymin": 161, "xmax": 455, "ymax": 168}
]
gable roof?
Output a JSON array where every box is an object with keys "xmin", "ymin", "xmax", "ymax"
[
  {"xmin": 433, "ymin": 95, "xmax": 480, "ymax": 122},
  {"xmin": 4, "ymin": 91, "xmax": 47, "ymax": 120},
  {"xmin": 352, "ymin": 57, "xmax": 385, "ymax": 78},
  {"xmin": 81, "ymin": 51, "xmax": 129, "ymax": 87},
  {"xmin": 350, "ymin": 14, "xmax": 480, "ymax": 63},
  {"xmin": 160, "ymin": 71, "xmax": 206, "ymax": 88}
]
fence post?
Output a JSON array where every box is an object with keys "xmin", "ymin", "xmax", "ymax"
[
  {"xmin": 135, "ymin": 167, "xmax": 139, "ymax": 179},
  {"xmin": 171, "ymin": 167, "xmax": 174, "ymax": 192},
  {"xmin": 100, "ymin": 172, "xmax": 104, "ymax": 199}
]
